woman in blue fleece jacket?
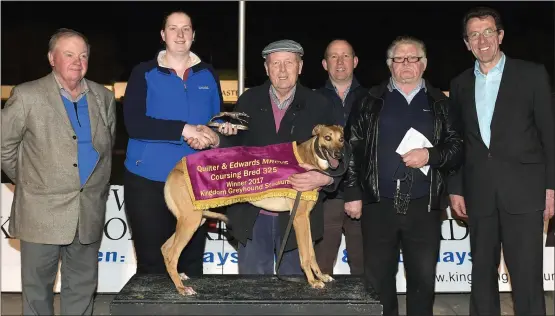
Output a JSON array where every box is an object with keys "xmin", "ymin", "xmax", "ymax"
[{"xmin": 123, "ymin": 10, "xmax": 223, "ymax": 277}]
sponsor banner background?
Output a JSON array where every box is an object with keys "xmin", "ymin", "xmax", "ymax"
[{"xmin": 2, "ymin": 184, "xmax": 553, "ymax": 293}]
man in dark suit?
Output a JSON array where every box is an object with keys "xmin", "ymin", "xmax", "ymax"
[{"xmin": 448, "ymin": 7, "xmax": 554, "ymax": 316}]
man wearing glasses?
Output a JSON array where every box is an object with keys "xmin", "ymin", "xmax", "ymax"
[
  {"xmin": 448, "ymin": 7, "xmax": 554, "ymax": 316},
  {"xmin": 343, "ymin": 36, "xmax": 463, "ymax": 316}
]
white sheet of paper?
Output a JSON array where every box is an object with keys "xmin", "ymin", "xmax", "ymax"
[{"xmin": 395, "ymin": 128, "xmax": 433, "ymax": 175}]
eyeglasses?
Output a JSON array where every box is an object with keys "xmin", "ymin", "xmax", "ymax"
[
  {"xmin": 466, "ymin": 28, "xmax": 499, "ymax": 41},
  {"xmin": 390, "ymin": 56, "xmax": 424, "ymax": 63}
]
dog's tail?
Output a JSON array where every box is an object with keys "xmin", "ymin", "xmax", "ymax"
[{"xmin": 202, "ymin": 210, "xmax": 228, "ymax": 223}]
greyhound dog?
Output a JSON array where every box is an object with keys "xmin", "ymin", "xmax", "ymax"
[{"xmin": 161, "ymin": 124, "xmax": 345, "ymax": 296}]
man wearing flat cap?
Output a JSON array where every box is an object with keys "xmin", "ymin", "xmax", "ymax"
[{"xmin": 209, "ymin": 39, "xmax": 343, "ymax": 275}]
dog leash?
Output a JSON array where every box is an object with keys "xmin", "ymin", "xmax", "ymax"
[
  {"xmin": 274, "ymin": 143, "xmax": 352, "ymax": 282},
  {"xmin": 275, "ymin": 191, "xmax": 305, "ymax": 283},
  {"xmin": 274, "ymin": 170, "xmax": 338, "ymax": 283}
]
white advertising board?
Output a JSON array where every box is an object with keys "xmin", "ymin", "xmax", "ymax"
[{"xmin": 2, "ymin": 184, "xmax": 553, "ymax": 293}]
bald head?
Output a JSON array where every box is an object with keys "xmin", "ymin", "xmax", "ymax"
[
  {"xmin": 322, "ymin": 39, "xmax": 358, "ymax": 84},
  {"xmin": 324, "ymin": 40, "xmax": 355, "ymax": 59}
]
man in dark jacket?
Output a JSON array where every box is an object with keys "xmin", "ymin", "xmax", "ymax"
[
  {"xmin": 206, "ymin": 40, "xmax": 343, "ymax": 275},
  {"xmin": 314, "ymin": 39, "xmax": 367, "ymax": 276},
  {"xmin": 449, "ymin": 7, "xmax": 554, "ymax": 316},
  {"xmin": 343, "ymin": 36, "xmax": 463, "ymax": 316}
]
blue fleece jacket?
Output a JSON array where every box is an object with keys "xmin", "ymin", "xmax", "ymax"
[{"xmin": 123, "ymin": 54, "xmax": 223, "ymax": 182}]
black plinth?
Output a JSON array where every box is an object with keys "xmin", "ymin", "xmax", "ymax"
[{"xmin": 110, "ymin": 274, "xmax": 382, "ymax": 315}]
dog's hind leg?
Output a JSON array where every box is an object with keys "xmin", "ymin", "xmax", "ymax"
[
  {"xmin": 293, "ymin": 200, "xmax": 324, "ymax": 289},
  {"xmin": 166, "ymin": 213, "xmax": 203, "ymax": 296},
  {"xmin": 161, "ymin": 234, "xmax": 189, "ymax": 282},
  {"xmin": 162, "ymin": 166, "xmax": 203, "ymax": 296},
  {"xmin": 161, "ymin": 234, "xmax": 175, "ymax": 258}
]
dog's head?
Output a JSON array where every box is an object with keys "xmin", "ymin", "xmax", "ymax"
[{"xmin": 312, "ymin": 124, "xmax": 344, "ymax": 170}]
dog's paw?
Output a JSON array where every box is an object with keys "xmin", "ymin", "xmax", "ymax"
[
  {"xmin": 320, "ymin": 274, "xmax": 334, "ymax": 283},
  {"xmin": 179, "ymin": 272, "xmax": 189, "ymax": 281},
  {"xmin": 309, "ymin": 280, "xmax": 325, "ymax": 289},
  {"xmin": 177, "ymin": 285, "xmax": 196, "ymax": 296}
]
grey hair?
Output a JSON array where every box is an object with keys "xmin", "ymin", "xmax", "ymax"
[
  {"xmin": 48, "ymin": 28, "xmax": 91, "ymax": 55},
  {"xmin": 385, "ymin": 36, "xmax": 427, "ymax": 67}
]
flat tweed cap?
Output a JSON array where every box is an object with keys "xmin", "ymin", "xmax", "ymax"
[{"xmin": 262, "ymin": 39, "xmax": 304, "ymax": 59}]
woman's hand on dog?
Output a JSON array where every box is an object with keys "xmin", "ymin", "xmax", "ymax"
[
  {"xmin": 344, "ymin": 200, "xmax": 362, "ymax": 219},
  {"xmin": 288, "ymin": 163, "xmax": 334, "ymax": 192}
]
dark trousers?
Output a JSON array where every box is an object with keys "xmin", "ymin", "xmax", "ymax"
[
  {"xmin": 237, "ymin": 213, "xmax": 303, "ymax": 275},
  {"xmin": 469, "ymin": 199, "xmax": 545, "ymax": 316},
  {"xmin": 315, "ymin": 198, "xmax": 364, "ymax": 275},
  {"xmin": 362, "ymin": 197, "xmax": 441, "ymax": 316},
  {"xmin": 124, "ymin": 169, "xmax": 207, "ymax": 277},
  {"xmin": 20, "ymin": 233, "xmax": 100, "ymax": 315}
]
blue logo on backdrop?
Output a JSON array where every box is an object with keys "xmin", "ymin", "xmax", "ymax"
[{"xmin": 98, "ymin": 251, "xmax": 126, "ymax": 263}]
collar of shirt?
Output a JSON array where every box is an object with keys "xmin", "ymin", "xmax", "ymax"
[
  {"xmin": 474, "ymin": 52, "xmax": 506, "ymax": 78},
  {"xmin": 269, "ymin": 84, "xmax": 296, "ymax": 110},
  {"xmin": 157, "ymin": 50, "xmax": 201, "ymax": 71},
  {"xmin": 333, "ymin": 83, "xmax": 351, "ymax": 106},
  {"xmin": 52, "ymin": 72, "xmax": 89, "ymax": 103},
  {"xmin": 387, "ymin": 77, "xmax": 427, "ymax": 103},
  {"xmin": 387, "ymin": 77, "xmax": 426, "ymax": 93}
]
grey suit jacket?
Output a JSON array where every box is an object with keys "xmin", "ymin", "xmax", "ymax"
[{"xmin": 1, "ymin": 72, "xmax": 116, "ymax": 245}]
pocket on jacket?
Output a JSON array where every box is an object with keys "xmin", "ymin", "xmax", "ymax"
[
  {"xmin": 21, "ymin": 178, "xmax": 46, "ymax": 188},
  {"xmin": 21, "ymin": 180, "xmax": 47, "ymax": 194},
  {"xmin": 126, "ymin": 140, "xmax": 149, "ymax": 166},
  {"xmin": 520, "ymin": 153, "xmax": 544, "ymax": 164}
]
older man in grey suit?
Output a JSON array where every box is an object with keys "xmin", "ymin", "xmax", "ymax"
[{"xmin": 1, "ymin": 28, "xmax": 116, "ymax": 315}]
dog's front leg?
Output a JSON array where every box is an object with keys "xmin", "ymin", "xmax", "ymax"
[
  {"xmin": 305, "ymin": 206, "xmax": 334, "ymax": 283},
  {"xmin": 293, "ymin": 201, "xmax": 325, "ymax": 289}
]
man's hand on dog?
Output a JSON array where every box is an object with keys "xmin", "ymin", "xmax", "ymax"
[
  {"xmin": 183, "ymin": 124, "xmax": 219, "ymax": 150},
  {"xmin": 344, "ymin": 200, "xmax": 362, "ymax": 219},
  {"xmin": 289, "ymin": 163, "xmax": 333, "ymax": 192}
]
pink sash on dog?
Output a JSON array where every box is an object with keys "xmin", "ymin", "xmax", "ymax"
[{"xmin": 181, "ymin": 142, "xmax": 319, "ymax": 210}]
